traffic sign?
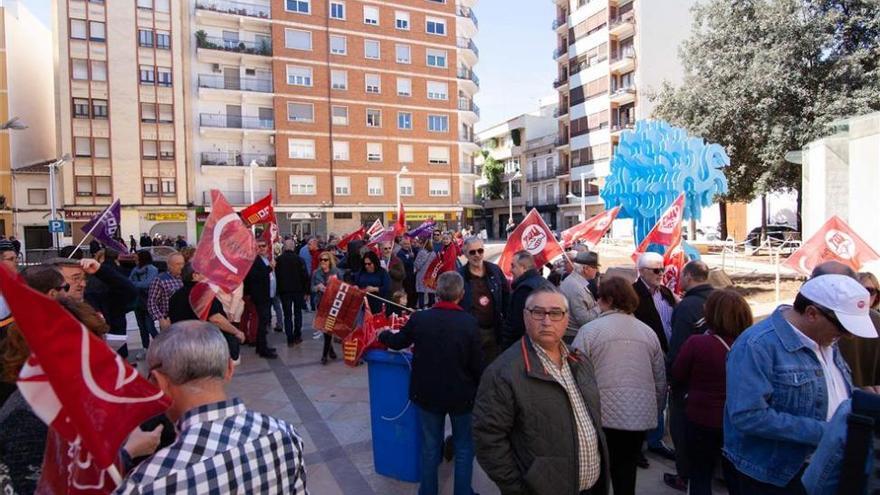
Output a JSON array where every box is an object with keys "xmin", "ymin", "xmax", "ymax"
[{"xmin": 48, "ymin": 220, "xmax": 65, "ymax": 233}]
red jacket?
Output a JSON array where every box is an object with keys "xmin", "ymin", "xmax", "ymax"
[{"xmin": 671, "ymin": 332, "xmax": 735, "ymax": 429}]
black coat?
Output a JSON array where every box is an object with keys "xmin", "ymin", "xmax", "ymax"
[
  {"xmin": 275, "ymin": 251, "xmax": 310, "ymax": 295},
  {"xmin": 379, "ymin": 302, "xmax": 483, "ymax": 414},
  {"xmin": 85, "ymin": 262, "xmax": 138, "ymax": 335},
  {"xmin": 244, "ymin": 257, "xmax": 272, "ymax": 306},
  {"xmin": 459, "ymin": 261, "xmax": 510, "ymax": 339},
  {"xmin": 502, "ymin": 269, "xmax": 547, "ymax": 349},
  {"xmin": 632, "ymin": 279, "xmax": 677, "ymax": 353},
  {"xmin": 667, "ymin": 283, "xmax": 714, "ymax": 371}
]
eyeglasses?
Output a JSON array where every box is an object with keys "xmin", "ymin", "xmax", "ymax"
[
  {"xmin": 363, "ymin": 261, "xmax": 374, "ymax": 266},
  {"xmin": 468, "ymin": 248, "xmax": 484, "ymax": 256},
  {"xmin": 56, "ymin": 283, "xmax": 71, "ymax": 292},
  {"xmin": 643, "ymin": 267, "xmax": 664, "ymax": 275},
  {"xmin": 526, "ymin": 307, "xmax": 567, "ymax": 321},
  {"xmin": 866, "ymin": 287, "xmax": 879, "ymax": 297},
  {"xmin": 320, "ymin": 258, "xmax": 331, "ymax": 262}
]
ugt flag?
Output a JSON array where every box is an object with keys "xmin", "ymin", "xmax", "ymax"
[
  {"xmin": 497, "ymin": 209, "xmax": 565, "ymax": 279},
  {"xmin": 632, "ymin": 193, "xmax": 685, "ymax": 262},
  {"xmin": 337, "ymin": 226, "xmax": 366, "ymax": 251},
  {"xmin": 662, "ymin": 237, "xmax": 688, "ymax": 294},
  {"xmin": 783, "ymin": 215, "xmax": 880, "ymax": 276},
  {"xmin": 561, "ymin": 206, "xmax": 621, "ymax": 249},
  {"xmin": 0, "ymin": 266, "xmax": 169, "ymax": 493},
  {"xmin": 81, "ymin": 199, "xmax": 127, "ymax": 254},
  {"xmin": 240, "ymin": 191, "xmax": 275, "ymax": 227},
  {"xmin": 313, "ymin": 276, "xmax": 366, "ymax": 339},
  {"xmin": 192, "ymin": 190, "xmax": 257, "ymax": 293}
]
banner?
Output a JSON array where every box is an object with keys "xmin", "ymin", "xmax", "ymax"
[
  {"xmin": 423, "ymin": 243, "xmax": 459, "ymax": 290},
  {"xmin": 81, "ymin": 199, "xmax": 127, "ymax": 254},
  {"xmin": 406, "ymin": 219, "xmax": 436, "ymax": 239},
  {"xmin": 337, "ymin": 226, "xmax": 366, "ymax": 252},
  {"xmin": 260, "ymin": 222, "xmax": 279, "ymax": 261},
  {"xmin": 783, "ymin": 215, "xmax": 880, "ymax": 276},
  {"xmin": 662, "ymin": 237, "xmax": 688, "ymax": 294},
  {"xmin": 240, "ymin": 191, "xmax": 275, "ymax": 227},
  {"xmin": 497, "ymin": 209, "xmax": 566, "ymax": 278},
  {"xmin": 561, "ymin": 206, "xmax": 620, "ymax": 249},
  {"xmin": 313, "ymin": 276, "xmax": 366, "ymax": 339},
  {"xmin": 632, "ymin": 193, "xmax": 685, "ymax": 262},
  {"xmin": 192, "ymin": 190, "xmax": 257, "ymax": 293},
  {"xmin": 341, "ymin": 300, "xmax": 409, "ymax": 367},
  {"xmin": 366, "ymin": 218, "xmax": 385, "ymax": 239}
]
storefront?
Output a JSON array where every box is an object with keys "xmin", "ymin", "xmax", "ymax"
[
  {"xmin": 384, "ymin": 210, "xmax": 461, "ymax": 233},
  {"xmin": 141, "ymin": 211, "xmax": 189, "ymax": 242}
]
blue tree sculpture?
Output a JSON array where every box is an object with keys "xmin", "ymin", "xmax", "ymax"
[{"xmin": 601, "ymin": 120, "xmax": 730, "ymax": 244}]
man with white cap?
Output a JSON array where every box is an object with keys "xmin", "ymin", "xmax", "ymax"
[{"xmin": 724, "ymin": 274, "xmax": 875, "ymax": 494}]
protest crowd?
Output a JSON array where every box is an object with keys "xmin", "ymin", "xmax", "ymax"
[{"xmin": 0, "ymin": 191, "xmax": 878, "ymax": 495}]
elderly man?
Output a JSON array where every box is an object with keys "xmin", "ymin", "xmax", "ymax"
[
  {"xmin": 116, "ymin": 321, "xmax": 307, "ymax": 494},
  {"xmin": 275, "ymin": 239, "xmax": 310, "ymax": 346},
  {"xmin": 379, "ymin": 272, "xmax": 482, "ymax": 495},
  {"xmin": 474, "ymin": 285, "xmax": 609, "ymax": 495},
  {"xmin": 459, "ymin": 236, "xmax": 510, "ymax": 366},
  {"xmin": 45, "ymin": 258, "xmax": 88, "ymax": 302},
  {"xmin": 244, "ymin": 239, "xmax": 277, "ymax": 359},
  {"xmin": 502, "ymin": 251, "xmax": 547, "ymax": 349},
  {"xmin": 147, "ymin": 252, "xmax": 185, "ymax": 331},
  {"xmin": 560, "ymin": 251, "xmax": 601, "ymax": 344}
]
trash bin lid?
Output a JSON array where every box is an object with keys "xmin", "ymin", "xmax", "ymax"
[{"xmin": 364, "ymin": 349, "xmax": 412, "ymax": 366}]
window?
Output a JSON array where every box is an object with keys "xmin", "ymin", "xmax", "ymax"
[
  {"xmin": 287, "ymin": 102, "xmax": 314, "ymax": 122},
  {"xmin": 73, "ymin": 98, "xmax": 90, "ymax": 118},
  {"xmin": 91, "ymin": 61, "xmax": 107, "ymax": 81},
  {"xmin": 329, "ymin": 35, "xmax": 346, "ymax": 55},
  {"xmin": 155, "ymin": 0, "xmax": 170, "ymax": 12},
  {"xmin": 395, "ymin": 11, "xmax": 410, "ymax": 30},
  {"xmin": 285, "ymin": 29, "xmax": 312, "ymax": 50},
  {"xmin": 366, "ymin": 108, "xmax": 381, "ymax": 127},
  {"xmin": 27, "ymin": 189, "xmax": 47, "ymax": 205},
  {"xmin": 92, "ymin": 99, "xmax": 108, "ymax": 119},
  {"xmin": 429, "ymin": 179, "xmax": 450, "ymax": 196},
  {"xmin": 290, "ymin": 176, "xmax": 316, "ymax": 195},
  {"xmin": 289, "ymin": 139, "xmax": 316, "ymax": 159},
  {"xmin": 94, "ymin": 138, "xmax": 110, "ymax": 158},
  {"xmin": 398, "ymin": 144, "xmax": 413, "ymax": 163},
  {"xmin": 137, "ymin": 0, "xmax": 152, "ymax": 9},
  {"xmin": 426, "ymin": 81, "xmax": 448, "ymax": 100},
  {"xmin": 426, "ymin": 49, "xmax": 447, "ymax": 68},
  {"xmin": 397, "ymin": 78, "xmax": 412, "ymax": 97},
  {"xmin": 89, "ymin": 21, "xmax": 106, "ymax": 41},
  {"xmin": 160, "ymin": 141, "xmax": 175, "ymax": 159},
  {"xmin": 332, "ymin": 141, "xmax": 349, "ymax": 160},
  {"xmin": 156, "ymin": 31, "xmax": 170, "ymax": 49},
  {"xmin": 428, "ymin": 114, "xmax": 449, "ymax": 132},
  {"xmin": 363, "ymin": 6, "xmax": 379, "ymax": 25},
  {"xmin": 76, "ymin": 176, "xmax": 93, "ymax": 196},
  {"xmin": 399, "ymin": 177, "xmax": 414, "ymax": 196},
  {"xmin": 75, "ymin": 137, "xmax": 91, "ymax": 157},
  {"xmin": 331, "ymin": 70, "xmax": 348, "ymax": 90},
  {"xmin": 334, "ymin": 177, "xmax": 351, "ymax": 195},
  {"xmin": 365, "ymin": 73, "xmax": 380, "ymax": 93},
  {"xmin": 286, "ymin": 0, "xmax": 310, "ymax": 14},
  {"xmin": 364, "ymin": 39, "xmax": 380, "ymax": 59},
  {"xmin": 367, "ymin": 177, "xmax": 384, "ymax": 196},
  {"xmin": 160, "ymin": 178, "xmax": 175, "ymax": 196},
  {"xmin": 332, "ymin": 106, "xmax": 348, "ymax": 125},
  {"xmin": 142, "ymin": 140, "xmax": 158, "ymax": 159},
  {"xmin": 139, "ymin": 65, "xmax": 155, "ymax": 85},
  {"xmin": 143, "ymin": 178, "xmax": 159, "ymax": 196},
  {"xmin": 72, "ymin": 59, "xmax": 89, "ymax": 80},
  {"xmin": 157, "ymin": 67, "xmax": 172, "ymax": 87},
  {"xmin": 366, "ymin": 143, "xmax": 382, "ymax": 162},
  {"xmin": 71, "ymin": 19, "xmax": 87, "ymax": 40},
  {"xmin": 395, "ymin": 44, "xmax": 411, "ymax": 64},
  {"xmin": 158, "ymin": 104, "xmax": 173, "ymax": 123},
  {"xmin": 428, "ymin": 146, "xmax": 450, "ymax": 164},
  {"xmin": 426, "ymin": 18, "xmax": 446, "ymax": 35},
  {"xmin": 397, "ymin": 112, "xmax": 412, "ymax": 130},
  {"xmin": 286, "ymin": 65, "xmax": 312, "ymax": 86},
  {"xmin": 330, "ymin": 1, "xmax": 345, "ymax": 19}
]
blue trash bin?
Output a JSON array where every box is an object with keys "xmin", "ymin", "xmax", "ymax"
[{"xmin": 364, "ymin": 349, "xmax": 422, "ymax": 483}]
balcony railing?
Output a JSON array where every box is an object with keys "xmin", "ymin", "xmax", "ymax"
[
  {"xmin": 203, "ymin": 189, "xmax": 273, "ymax": 206},
  {"xmin": 457, "ymin": 68, "xmax": 480, "ymax": 87},
  {"xmin": 611, "ymin": 120, "xmax": 635, "ymax": 132},
  {"xmin": 553, "ymin": 106, "xmax": 569, "ymax": 118},
  {"xmin": 556, "ymin": 136, "xmax": 570, "ymax": 146},
  {"xmin": 195, "ymin": 0, "xmax": 270, "ymax": 19},
  {"xmin": 199, "ymin": 113, "xmax": 274, "ymax": 130},
  {"xmin": 570, "ymin": 55, "xmax": 608, "ymax": 77},
  {"xmin": 527, "ymin": 168, "xmax": 560, "ymax": 182},
  {"xmin": 460, "ymin": 162, "xmax": 478, "ymax": 174},
  {"xmin": 198, "ymin": 74, "xmax": 273, "ymax": 93},
  {"xmin": 610, "ymin": 50, "xmax": 636, "ymax": 64},
  {"xmin": 526, "ymin": 197, "xmax": 558, "ymax": 209},
  {"xmin": 195, "ymin": 32, "xmax": 272, "ymax": 56},
  {"xmin": 553, "ymin": 46, "xmax": 567, "ymax": 59},
  {"xmin": 610, "ymin": 13, "xmax": 635, "ymax": 30},
  {"xmin": 553, "ymin": 76, "xmax": 569, "ymax": 88},
  {"xmin": 200, "ymin": 151, "xmax": 276, "ymax": 167},
  {"xmin": 459, "ymin": 132, "xmax": 478, "ymax": 144},
  {"xmin": 456, "ymin": 37, "xmax": 479, "ymax": 57},
  {"xmin": 458, "ymin": 98, "xmax": 481, "ymax": 117},
  {"xmin": 457, "ymin": 6, "xmax": 478, "ymax": 28},
  {"xmin": 552, "ymin": 17, "xmax": 566, "ymax": 29}
]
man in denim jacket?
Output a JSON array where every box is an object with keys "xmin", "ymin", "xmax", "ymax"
[{"xmin": 724, "ymin": 274, "xmax": 876, "ymax": 494}]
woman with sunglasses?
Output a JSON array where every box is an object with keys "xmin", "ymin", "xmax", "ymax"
[
  {"xmin": 572, "ymin": 276, "xmax": 666, "ymax": 495},
  {"xmin": 312, "ymin": 253, "xmax": 340, "ymax": 364},
  {"xmin": 354, "ymin": 251, "xmax": 391, "ymax": 314},
  {"xmin": 838, "ymin": 272, "xmax": 880, "ymax": 388}
]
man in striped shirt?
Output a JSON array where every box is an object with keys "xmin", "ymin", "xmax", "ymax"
[{"xmin": 147, "ymin": 253, "xmax": 184, "ymax": 331}]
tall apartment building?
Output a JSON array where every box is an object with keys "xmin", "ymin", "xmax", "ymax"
[{"xmin": 552, "ymin": 0, "xmax": 695, "ymax": 229}]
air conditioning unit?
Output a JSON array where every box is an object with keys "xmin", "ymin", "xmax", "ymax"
[{"xmin": 211, "ymin": 64, "xmax": 221, "ymax": 73}]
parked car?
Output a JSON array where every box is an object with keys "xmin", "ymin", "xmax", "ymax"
[
  {"xmin": 118, "ymin": 245, "xmax": 179, "ymax": 272},
  {"xmin": 745, "ymin": 224, "xmax": 798, "ymax": 247}
]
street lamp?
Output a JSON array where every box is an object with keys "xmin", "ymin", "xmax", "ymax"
[
  {"xmin": 0, "ymin": 117, "xmax": 27, "ymax": 131},
  {"xmin": 396, "ymin": 165, "xmax": 409, "ymax": 214},
  {"xmin": 508, "ymin": 171, "xmax": 523, "ymax": 223},
  {"xmin": 48, "ymin": 153, "xmax": 72, "ymax": 249},
  {"xmin": 566, "ymin": 174, "xmax": 593, "ymax": 222}
]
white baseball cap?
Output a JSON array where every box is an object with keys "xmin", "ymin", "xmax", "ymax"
[{"xmin": 800, "ymin": 274, "xmax": 877, "ymax": 338}]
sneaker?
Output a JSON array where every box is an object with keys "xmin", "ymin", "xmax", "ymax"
[{"xmin": 312, "ymin": 331, "xmax": 323, "ymax": 340}]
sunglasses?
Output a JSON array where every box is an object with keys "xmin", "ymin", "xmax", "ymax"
[
  {"xmin": 468, "ymin": 248, "xmax": 484, "ymax": 256},
  {"xmin": 866, "ymin": 287, "xmax": 879, "ymax": 296},
  {"xmin": 320, "ymin": 258, "xmax": 331, "ymax": 262},
  {"xmin": 56, "ymin": 283, "xmax": 71, "ymax": 292},
  {"xmin": 364, "ymin": 261, "xmax": 374, "ymax": 266},
  {"xmin": 813, "ymin": 304, "xmax": 849, "ymax": 335},
  {"xmin": 643, "ymin": 267, "xmax": 664, "ymax": 275}
]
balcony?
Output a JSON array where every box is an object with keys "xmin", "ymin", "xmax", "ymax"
[
  {"xmin": 198, "ymin": 74, "xmax": 273, "ymax": 93},
  {"xmin": 527, "ymin": 167, "xmax": 560, "ymax": 182},
  {"xmin": 457, "ymin": 68, "xmax": 480, "ymax": 87},
  {"xmin": 457, "ymin": 6, "xmax": 478, "ymax": 28},
  {"xmin": 552, "ymin": 16, "xmax": 567, "ymax": 30},
  {"xmin": 610, "ymin": 85, "xmax": 636, "ymax": 104},
  {"xmin": 200, "ymin": 151, "xmax": 276, "ymax": 167},
  {"xmin": 195, "ymin": 32, "xmax": 272, "ymax": 56},
  {"xmin": 458, "ymin": 97, "xmax": 481, "ymax": 117},
  {"xmin": 570, "ymin": 55, "xmax": 608, "ymax": 77},
  {"xmin": 526, "ymin": 196, "xmax": 559, "ymax": 210},
  {"xmin": 553, "ymin": 46, "xmax": 568, "ymax": 60},
  {"xmin": 195, "ymin": 0, "xmax": 270, "ymax": 19},
  {"xmin": 609, "ymin": 13, "xmax": 636, "ymax": 37},
  {"xmin": 456, "ymin": 37, "xmax": 479, "ymax": 58},
  {"xmin": 199, "ymin": 113, "xmax": 274, "ymax": 130},
  {"xmin": 609, "ymin": 50, "xmax": 636, "ymax": 73},
  {"xmin": 553, "ymin": 76, "xmax": 569, "ymax": 89},
  {"xmin": 203, "ymin": 189, "xmax": 273, "ymax": 206},
  {"xmin": 611, "ymin": 120, "xmax": 635, "ymax": 134},
  {"xmin": 553, "ymin": 106, "xmax": 569, "ymax": 118},
  {"xmin": 459, "ymin": 162, "xmax": 478, "ymax": 175},
  {"xmin": 556, "ymin": 136, "xmax": 570, "ymax": 147}
]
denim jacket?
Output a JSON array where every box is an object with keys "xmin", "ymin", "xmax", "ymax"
[{"xmin": 723, "ymin": 306, "xmax": 853, "ymax": 487}]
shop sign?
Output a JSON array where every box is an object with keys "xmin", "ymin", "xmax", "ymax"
[
  {"xmin": 63, "ymin": 209, "xmax": 102, "ymax": 220},
  {"xmin": 385, "ymin": 211, "xmax": 454, "ymax": 222},
  {"xmin": 144, "ymin": 212, "xmax": 187, "ymax": 222}
]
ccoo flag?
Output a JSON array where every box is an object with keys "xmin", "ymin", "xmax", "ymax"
[
  {"xmin": 497, "ymin": 209, "xmax": 565, "ymax": 279},
  {"xmin": 81, "ymin": 199, "xmax": 127, "ymax": 254},
  {"xmin": 783, "ymin": 215, "xmax": 880, "ymax": 276}
]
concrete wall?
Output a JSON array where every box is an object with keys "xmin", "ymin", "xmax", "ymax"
[
  {"xmin": 802, "ymin": 134, "xmax": 849, "ymax": 237},
  {"xmin": 846, "ymin": 113, "xmax": 880, "ymax": 249}
]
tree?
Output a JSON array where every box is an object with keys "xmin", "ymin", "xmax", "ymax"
[
  {"xmin": 481, "ymin": 151, "xmax": 505, "ymax": 200},
  {"xmin": 651, "ymin": 0, "xmax": 880, "ymax": 234}
]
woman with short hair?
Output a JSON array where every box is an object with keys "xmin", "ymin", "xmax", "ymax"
[
  {"xmin": 353, "ymin": 251, "xmax": 390, "ymax": 314},
  {"xmin": 312, "ymin": 252, "xmax": 340, "ymax": 364}
]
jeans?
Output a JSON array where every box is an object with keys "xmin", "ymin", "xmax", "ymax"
[
  {"xmin": 271, "ymin": 295, "xmax": 283, "ymax": 329},
  {"xmin": 669, "ymin": 390, "xmax": 689, "ymax": 478},
  {"xmin": 647, "ymin": 389, "xmax": 668, "ymax": 448},
  {"xmin": 417, "ymin": 408, "xmax": 474, "ymax": 495},
  {"xmin": 134, "ymin": 306, "xmax": 158, "ymax": 349},
  {"xmin": 603, "ymin": 428, "xmax": 645, "ymax": 495},
  {"xmin": 322, "ymin": 333, "xmax": 335, "ymax": 358},
  {"xmin": 280, "ymin": 292, "xmax": 304, "ymax": 342},
  {"xmin": 733, "ymin": 465, "xmax": 805, "ymax": 495},
  {"xmin": 685, "ymin": 421, "xmax": 738, "ymax": 495}
]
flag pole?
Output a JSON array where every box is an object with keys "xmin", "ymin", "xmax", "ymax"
[
  {"xmin": 67, "ymin": 201, "xmax": 117, "ymax": 259},
  {"xmin": 364, "ymin": 292, "xmax": 414, "ymax": 313}
]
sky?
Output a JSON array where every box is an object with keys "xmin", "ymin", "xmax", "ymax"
[{"xmin": 22, "ymin": 0, "xmax": 555, "ymax": 131}]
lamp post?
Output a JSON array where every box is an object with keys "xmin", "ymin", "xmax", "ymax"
[
  {"xmin": 48, "ymin": 153, "xmax": 72, "ymax": 249},
  {"xmin": 566, "ymin": 173, "xmax": 591, "ymax": 222},
  {"xmin": 508, "ymin": 171, "xmax": 523, "ymax": 224},
  {"xmin": 396, "ymin": 165, "xmax": 409, "ymax": 216}
]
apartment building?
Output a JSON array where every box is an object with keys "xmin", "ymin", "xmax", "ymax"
[
  {"xmin": 54, "ymin": 0, "xmax": 192, "ymax": 244},
  {"xmin": 552, "ymin": 0, "xmax": 695, "ymax": 229}
]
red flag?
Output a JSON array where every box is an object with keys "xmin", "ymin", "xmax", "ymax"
[
  {"xmin": 662, "ymin": 237, "xmax": 688, "ymax": 294},
  {"xmin": 632, "ymin": 193, "xmax": 686, "ymax": 262},
  {"xmin": 313, "ymin": 276, "xmax": 366, "ymax": 339},
  {"xmin": 561, "ymin": 206, "xmax": 621, "ymax": 249},
  {"xmin": 394, "ymin": 202, "xmax": 406, "ymax": 236},
  {"xmin": 240, "ymin": 190, "xmax": 275, "ymax": 226},
  {"xmin": 189, "ymin": 282, "xmax": 217, "ymax": 321},
  {"xmin": 0, "ymin": 267, "xmax": 170, "ymax": 492},
  {"xmin": 260, "ymin": 222, "xmax": 279, "ymax": 261},
  {"xmin": 783, "ymin": 215, "xmax": 880, "ymax": 276},
  {"xmin": 337, "ymin": 226, "xmax": 366, "ymax": 251},
  {"xmin": 192, "ymin": 190, "xmax": 258, "ymax": 293},
  {"xmin": 423, "ymin": 243, "xmax": 460, "ymax": 290},
  {"xmin": 367, "ymin": 218, "xmax": 385, "ymax": 239},
  {"xmin": 341, "ymin": 300, "xmax": 409, "ymax": 367},
  {"xmin": 497, "ymin": 209, "xmax": 566, "ymax": 278}
]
